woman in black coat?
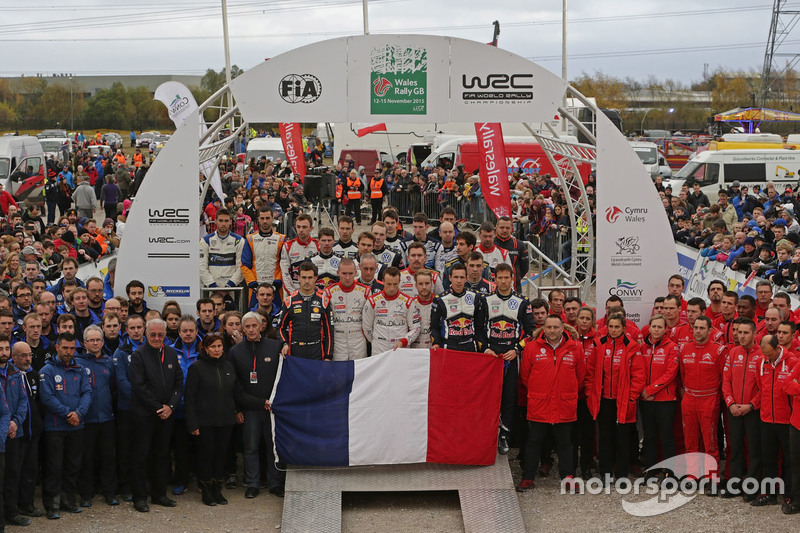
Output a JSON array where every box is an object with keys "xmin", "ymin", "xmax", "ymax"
[{"xmin": 184, "ymin": 333, "xmax": 241, "ymax": 506}]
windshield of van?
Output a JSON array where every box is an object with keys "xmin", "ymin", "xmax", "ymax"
[
  {"xmin": 40, "ymin": 140, "xmax": 64, "ymax": 152},
  {"xmin": 247, "ymin": 150, "xmax": 286, "ymax": 162},
  {"xmin": 674, "ymin": 161, "xmax": 719, "ymax": 183},
  {"xmin": 633, "ymin": 147, "xmax": 658, "ymax": 165},
  {"xmin": 0, "ymin": 158, "xmax": 9, "ymax": 179}
]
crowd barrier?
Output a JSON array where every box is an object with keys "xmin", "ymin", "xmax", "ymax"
[{"xmin": 676, "ymin": 243, "xmax": 799, "ymax": 308}]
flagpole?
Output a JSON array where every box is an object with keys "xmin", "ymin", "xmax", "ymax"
[
  {"xmin": 561, "ymin": 0, "xmax": 568, "ymax": 134},
  {"xmin": 221, "ymin": 0, "xmax": 233, "ymax": 110},
  {"xmin": 362, "ymin": 0, "xmax": 370, "ymax": 35}
]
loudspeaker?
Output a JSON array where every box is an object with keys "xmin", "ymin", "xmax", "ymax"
[{"xmin": 305, "ymin": 173, "xmax": 336, "ymax": 202}]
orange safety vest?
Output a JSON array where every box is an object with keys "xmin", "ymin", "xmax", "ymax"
[
  {"xmin": 133, "ymin": 153, "xmax": 143, "ymax": 168},
  {"xmin": 347, "ymin": 177, "xmax": 361, "ymax": 200},
  {"xmin": 336, "ymin": 183, "xmax": 343, "ymax": 199},
  {"xmin": 370, "ymin": 177, "xmax": 384, "ymax": 199}
]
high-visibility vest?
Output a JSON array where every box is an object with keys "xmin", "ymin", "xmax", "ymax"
[
  {"xmin": 347, "ymin": 177, "xmax": 361, "ymax": 199},
  {"xmin": 133, "ymin": 153, "xmax": 143, "ymax": 168},
  {"xmin": 370, "ymin": 178, "xmax": 384, "ymax": 199},
  {"xmin": 336, "ymin": 183, "xmax": 343, "ymax": 199}
]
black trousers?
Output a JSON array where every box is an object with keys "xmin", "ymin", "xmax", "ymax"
[
  {"xmin": 500, "ymin": 359, "xmax": 518, "ymax": 434},
  {"xmin": 761, "ymin": 421, "xmax": 791, "ymax": 496},
  {"xmin": 132, "ymin": 415, "xmax": 174, "ymax": 503},
  {"xmin": 790, "ymin": 425, "xmax": 800, "ymax": 501},
  {"xmin": 727, "ymin": 409, "xmax": 762, "ymax": 485},
  {"xmin": 370, "ymin": 198, "xmax": 383, "ymax": 224},
  {"xmin": 522, "ymin": 421, "xmax": 573, "ymax": 480},
  {"xmin": 116, "ymin": 410, "xmax": 134, "ymax": 494},
  {"xmin": 572, "ymin": 398, "xmax": 595, "ymax": 475},
  {"xmin": 639, "ymin": 400, "xmax": 677, "ymax": 469},
  {"xmin": 598, "ymin": 398, "xmax": 633, "ymax": 478},
  {"xmin": 172, "ymin": 418, "xmax": 196, "ymax": 486},
  {"xmin": 18, "ymin": 434, "xmax": 38, "ymax": 510},
  {"xmin": 345, "ymin": 198, "xmax": 361, "ymax": 223},
  {"xmin": 43, "ymin": 430, "xmax": 84, "ymax": 510},
  {"xmin": 196, "ymin": 425, "xmax": 233, "ymax": 482},
  {"xmin": 79, "ymin": 421, "xmax": 117, "ymax": 499},
  {"xmin": 4, "ymin": 439, "xmax": 23, "ymax": 519}
]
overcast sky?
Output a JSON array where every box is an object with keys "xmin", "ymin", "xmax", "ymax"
[{"xmin": 0, "ymin": 0, "xmax": 782, "ymax": 84}]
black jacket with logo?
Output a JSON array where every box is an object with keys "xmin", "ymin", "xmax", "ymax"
[{"xmin": 128, "ymin": 342, "xmax": 183, "ymax": 417}]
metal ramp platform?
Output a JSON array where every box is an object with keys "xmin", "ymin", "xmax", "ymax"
[{"xmin": 281, "ymin": 453, "xmax": 526, "ymax": 533}]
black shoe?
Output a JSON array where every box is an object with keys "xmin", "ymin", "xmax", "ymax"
[
  {"xmin": 133, "ymin": 500, "xmax": 149, "ymax": 513},
  {"xmin": 153, "ymin": 496, "xmax": 176, "ymax": 508},
  {"xmin": 6, "ymin": 515, "xmax": 31, "ymax": 526},
  {"xmin": 18, "ymin": 506, "xmax": 42, "ymax": 518},
  {"xmin": 211, "ymin": 480, "xmax": 228, "ymax": 505},
  {"xmin": 80, "ymin": 499, "xmax": 92, "ymax": 508},
  {"xmin": 199, "ymin": 481, "xmax": 217, "ymax": 506},
  {"xmin": 783, "ymin": 501, "xmax": 800, "ymax": 514},
  {"xmin": 742, "ymin": 492, "xmax": 757, "ymax": 503},
  {"xmin": 59, "ymin": 502, "xmax": 81, "ymax": 514},
  {"xmin": 497, "ymin": 435, "xmax": 509, "ymax": 455},
  {"xmin": 750, "ymin": 494, "xmax": 778, "ymax": 507},
  {"xmin": 104, "ymin": 496, "xmax": 120, "ymax": 506},
  {"xmin": 245, "ymin": 487, "xmax": 259, "ymax": 499},
  {"xmin": 269, "ymin": 487, "xmax": 285, "ymax": 498},
  {"xmin": 45, "ymin": 509, "xmax": 60, "ymax": 520},
  {"xmin": 225, "ymin": 474, "xmax": 238, "ymax": 489}
]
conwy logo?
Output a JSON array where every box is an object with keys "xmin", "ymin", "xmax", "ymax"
[
  {"xmin": 373, "ymin": 76, "xmax": 392, "ymax": 97},
  {"xmin": 605, "ymin": 206, "xmax": 623, "ymax": 223},
  {"xmin": 169, "ymin": 94, "xmax": 190, "ymax": 115}
]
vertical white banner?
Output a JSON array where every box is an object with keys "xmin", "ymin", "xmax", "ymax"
[
  {"xmin": 154, "ymin": 81, "xmax": 226, "ymax": 201},
  {"xmin": 596, "ymin": 113, "xmax": 678, "ymax": 327},
  {"xmin": 115, "ymin": 110, "xmax": 201, "ymax": 315}
]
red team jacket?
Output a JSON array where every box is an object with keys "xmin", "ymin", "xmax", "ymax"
[
  {"xmin": 586, "ymin": 334, "xmax": 645, "ymax": 424},
  {"xmin": 520, "ymin": 332, "xmax": 586, "ymax": 424},
  {"xmin": 722, "ymin": 345, "xmax": 762, "ymax": 409},
  {"xmin": 640, "ymin": 335, "xmax": 680, "ymax": 401},
  {"xmin": 757, "ymin": 350, "xmax": 797, "ymax": 424}
]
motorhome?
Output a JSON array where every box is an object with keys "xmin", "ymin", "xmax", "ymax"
[{"xmin": 245, "ymin": 137, "xmax": 286, "ymax": 164}]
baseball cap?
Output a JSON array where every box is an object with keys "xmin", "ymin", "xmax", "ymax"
[
  {"xmin": 774, "ymin": 218, "xmax": 788, "ymax": 227},
  {"xmin": 21, "ymin": 245, "xmax": 40, "ymax": 256}
]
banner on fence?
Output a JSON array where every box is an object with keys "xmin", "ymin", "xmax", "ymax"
[
  {"xmin": 474, "ymin": 122, "xmax": 512, "ymax": 218},
  {"xmin": 676, "ymin": 243, "xmax": 761, "ymax": 301}
]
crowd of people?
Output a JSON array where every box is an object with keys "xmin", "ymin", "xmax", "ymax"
[{"xmin": 10, "ymin": 134, "xmax": 800, "ymax": 529}]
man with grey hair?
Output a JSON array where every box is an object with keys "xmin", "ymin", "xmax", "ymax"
[
  {"xmin": 358, "ymin": 253, "xmax": 383, "ymax": 295},
  {"xmin": 128, "ymin": 318, "xmax": 183, "ymax": 512},
  {"xmin": 229, "ymin": 311, "xmax": 284, "ymax": 498},
  {"xmin": 76, "ymin": 325, "xmax": 117, "ymax": 507}
]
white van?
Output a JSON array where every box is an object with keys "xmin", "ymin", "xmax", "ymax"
[
  {"xmin": 0, "ymin": 135, "xmax": 44, "ymax": 182},
  {"xmin": 665, "ymin": 148, "xmax": 800, "ymax": 201},
  {"xmin": 245, "ymin": 137, "xmax": 287, "ymax": 164},
  {"xmin": 629, "ymin": 141, "xmax": 661, "ymax": 179},
  {"xmin": 39, "ymin": 137, "xmax": 72, "ymax": 164}
]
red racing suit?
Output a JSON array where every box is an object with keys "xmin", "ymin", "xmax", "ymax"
[{"xmin": 678, "ymin": 340, "xmax": 727, "ymax": 462}]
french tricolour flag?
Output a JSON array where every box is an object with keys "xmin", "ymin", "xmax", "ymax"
[{"xmin": 270, "ymin": 348, "xmax": 503, "ymax": 467}]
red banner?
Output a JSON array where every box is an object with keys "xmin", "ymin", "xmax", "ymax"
[
  {"xmin": 474, "ymin": 123, "xmax": 512, "ymax": 218},
  {"xmin": 279, "ymin": 122, "xmax": 306, "ymax": 182}
]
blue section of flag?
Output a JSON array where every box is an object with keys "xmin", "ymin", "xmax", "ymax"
[{"xmin": 271, "ymin": 357, "xmax": 354, "ymax": 466}]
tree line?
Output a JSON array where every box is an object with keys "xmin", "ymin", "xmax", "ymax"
[{"xmin": 0, "ymin": 66, "xmax": 243, "ymax": 132}]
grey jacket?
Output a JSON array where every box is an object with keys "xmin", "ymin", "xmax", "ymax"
[{"xmin": 73, "ymin": 182, "xmax": 97, "ymax": 210}]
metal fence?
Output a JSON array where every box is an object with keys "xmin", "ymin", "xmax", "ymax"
[{"xmin": 385, "ymin": 189, "xmax": 497, "ymax": 226}]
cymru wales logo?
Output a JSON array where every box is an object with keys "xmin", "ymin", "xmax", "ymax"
[{"xmin": 605, "ymin": 206, "xmax": 623, "ymax": 223}]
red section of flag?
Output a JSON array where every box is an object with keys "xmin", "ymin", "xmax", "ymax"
[
  {"xmin": 357, "ymin": 123, "xmax": 388, "ymax": 137},
  {"xmin": 279, "ymin": 123, "xmax": 307, "ymax": 182},
  {"xmin": 474, "ymin": 123, "xmax": 513, "ymax": 218},
  {"xmin": 426, "ymin": 348, "xmax": 503, "ymax": 465}
]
